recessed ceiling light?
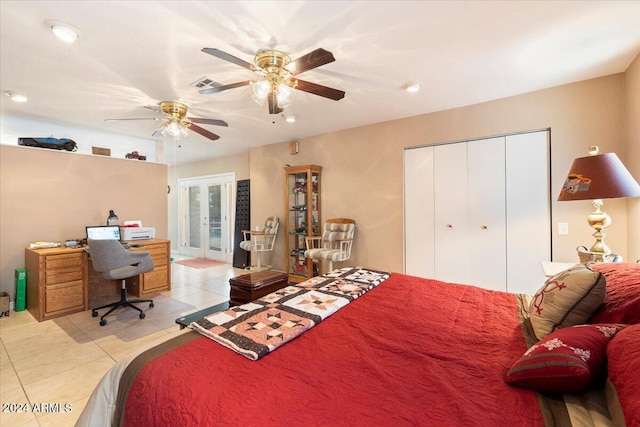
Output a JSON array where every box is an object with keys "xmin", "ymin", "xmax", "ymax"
[
  {"xmin": 402, "ymin": 81, "xmax": 421, "ymax": 93},
  {"xmin": 4, "ymin": 91, "xmax": 28, "ymax": 102},
  {"xmin": 286, "ymin": 115, "xmax": 296, "ymax": 123},
  {"xmin": 44, "ymin": 20, "xmax": 81, "ymax": 43}
]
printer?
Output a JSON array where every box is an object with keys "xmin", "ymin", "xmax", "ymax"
[{"xmin": 120, "ymin": 220, "xmax": 156, "ymax": 241}]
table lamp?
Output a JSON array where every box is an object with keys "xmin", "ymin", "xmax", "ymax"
[
  {"xmin": 558, "ymin": 146, "xmax": 640, "ymax": 262},
  {"xmin": 106, "ymin": 210, "xmax": 119, "ymax": 226}
]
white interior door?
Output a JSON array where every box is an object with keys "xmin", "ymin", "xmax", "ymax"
[
  {"xmin": 404, "ymin": 146, "xmax": 435, "ymax": 278},
  {"xmin": 467, "ymin": 137, "xmax": 506, "ymax": 290},
  {"xmin": 506, "ymin": 131, "xmax": 550, "ymax": 294},
  {"xmin": 434, "ymin": 142, "xmax": 469, "ymax": 284},
  {"xmin": 179, "ymin": 174, "xmax": 234, "ymax": 262}
]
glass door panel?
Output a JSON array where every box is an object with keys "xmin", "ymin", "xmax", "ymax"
[
  {"xmin": 188, "ymin": 185, "xmax": 201, "ymax": 249},
  {"xmin": 208, "ymin": 183, "xmax": 222, "ymax": 253}
]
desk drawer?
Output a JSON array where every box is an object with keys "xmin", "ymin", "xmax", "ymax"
[
  {"xmin": 131, "ymin": 244, "xmax": 167, "ymax": 266},
  {"xmin": 45, "ymin": 253, "xmax": 84, "ymax": 270},
  {"xmin": 46, "ymin": 269, "xmax": 83, "ymax": 285},
  {"xmin": 143, "ymin": 266, "xmax": 168, "ymax": 292},
  {"xmin": 46, "ymin": 280, "xmax": 84, "ymax": 314}
]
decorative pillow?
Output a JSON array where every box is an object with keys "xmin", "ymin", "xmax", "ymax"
[
  {"xmin": 606, "ymin": 324, "xmax": 640, "ymax": 424},
  {"xmin": 529, "ymin": 263, "xmax": 605, "ymax": 339},
  {"xmin": 505, "ymin": 324, "xmax": 626, "ymax": 393},
  {"xmin": 590, "ymin": 262, "xmax": 640, "ymax": 324}
]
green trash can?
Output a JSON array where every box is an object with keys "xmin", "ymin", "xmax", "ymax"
[{"xmin": 15, "ymin": 268, "xmax": 26, "ymax": 312}]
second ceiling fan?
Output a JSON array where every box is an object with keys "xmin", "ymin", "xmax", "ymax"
[
  {"xmin": 199, "ymin": 47, "xmax": 346, "ymax": 114},
  {"xmin": 105, "ymin": 101, "xmax": 228, "ymax": 141}
]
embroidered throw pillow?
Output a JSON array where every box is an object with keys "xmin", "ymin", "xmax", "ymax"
[
  {"xmin": 505, "ymin": 324, "xmax": 626, "ymax": 393},
  {"xmin": 529, "ymin": 264, "xmax": 606, "ymax": 340}
]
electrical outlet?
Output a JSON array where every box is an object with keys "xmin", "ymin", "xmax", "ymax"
[{"xmin": 558, "ymin": 222, "xmax": 569, "ymax": 235}]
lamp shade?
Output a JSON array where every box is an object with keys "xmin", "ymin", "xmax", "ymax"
[
  {"xmin": 558, "ymin": 152, "xmax": 640, "ymax": 201},
  {"xmin": 107, "ymin": 210, "xmax": 119, "ymax": 224}
]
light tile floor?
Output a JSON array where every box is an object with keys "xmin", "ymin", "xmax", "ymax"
[{"xmin": 0, "ymin": 256, "xmax": 244, "ymax": 427}]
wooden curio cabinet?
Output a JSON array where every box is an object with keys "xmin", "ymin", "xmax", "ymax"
[{"xmin": 285, "ymin": 164, "xmax": 322, "ymax": 282}]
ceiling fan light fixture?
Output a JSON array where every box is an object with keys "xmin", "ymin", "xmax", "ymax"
[
  {"xmin": 167, "ymin": 121, "xmax": 181, "ymax": 137},
  {"xmin": 276, "ymin": 83, "xmax": 295, "ymax": 108},
  {"xmin": 45, "ymin": 20, "xmax": 81, "ymax": 43},
  {"xmin": 252, "ymin": 80, "xmax": 270, "ymax": 105},
  {"xmin": 403, "ymin": 81, "xmax": 421, "ymax": 93}
]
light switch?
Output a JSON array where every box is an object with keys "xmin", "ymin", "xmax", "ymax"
[{"xmin": 558, "ymin": 222, "xmax": 569, "ymax": 235}]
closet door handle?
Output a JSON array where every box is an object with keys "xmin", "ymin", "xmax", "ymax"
[
  {"xmin": 446, "ymin": 224, "xmax": 453, "ymax": 228},
  {"xmin": 481, "ymin": 225, "xmax": 488, "ymax": 230}
]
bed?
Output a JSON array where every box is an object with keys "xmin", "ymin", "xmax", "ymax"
[{"xmin": 76, "ymin": 263, "xmax": 639, "ymax": 427}]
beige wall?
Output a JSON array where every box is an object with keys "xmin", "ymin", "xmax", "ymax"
[
  {"xmin": 0, "ymin": 145, "xmax": 168, "ymax": 298},
  {"xmin": 625, "ymin": 54, "xmax": 640, "ymax": 262},
  {"xmin": 250, "ymin": 73, "xmax": 636, "ymax": 274}
]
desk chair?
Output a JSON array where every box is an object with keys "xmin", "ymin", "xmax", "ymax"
[
  {"xmin": 239, "ymin": 216, "xmax": 279, "ymax": 271},
  {"xmin": 87, "ymin": 238, "xmax": 155, "ymax": 326},
  {"xmin": 305, "ymin": 218, "xmax": 356, "ymax": 273}
]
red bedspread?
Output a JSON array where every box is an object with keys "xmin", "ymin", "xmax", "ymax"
[{"xmin": 123, "ymin": 273, "xmax": 543, "ymax": 426}]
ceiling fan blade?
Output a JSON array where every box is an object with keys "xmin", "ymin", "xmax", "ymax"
[
  {"xmin": 268, "ymin": 92, "xmax": 284, "ymax": 115},
  {"xmin": 152, "ymin": 130, "xmax": 163, "ymax": 138},
  {"xmin": 285, "ymin": 48, "xmax": 335, "ymax": 75},
  {"xmin": 189, "ymin": 118, "xmax": 229, "ymax": 127},
  {"xmin": 202, "ymin": 48, "xmax": 257, "ymax": 71},
  {"xmin": 189, "ymin": 123, "xmax": 221, "ymax": 141},
  {"xmin": 104, "ymin": 118, "xmax": 160, "ymax": 121},
  {"xmin": 199, "ymin": 80, "xmax": 252, "ymax": 95},
  {"xmin": 293, "ymin": 79, "xmax": 345, "ymax": 101}
]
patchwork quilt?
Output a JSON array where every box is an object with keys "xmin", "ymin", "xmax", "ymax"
[{"xmin": 190, "ymin": 267, "xmax": 390, "ymax": 360}]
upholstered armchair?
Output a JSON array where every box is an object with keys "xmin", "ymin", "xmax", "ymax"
[
  {"xmin": 305, "ymin": 218, "xmax": 356, "ymax": 273},
  {"xmin": 240, "ymin": 216, "xmax": 279, "ymax": 270}
]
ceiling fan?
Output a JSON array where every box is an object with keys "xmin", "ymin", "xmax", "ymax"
[
  {"xmin": 105, "ymin": 101, "xmax": 228, "ymax": 141},
  {"xmin": 199, "ymin": 47, "xmax": 346, "ymax": 114}
]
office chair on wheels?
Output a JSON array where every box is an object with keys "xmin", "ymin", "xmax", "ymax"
[{"xmin": 87, "ymin": 238, "xmax": 155, "ymax": 326}]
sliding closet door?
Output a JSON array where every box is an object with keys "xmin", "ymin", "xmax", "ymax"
[
  {"xmin": 434, "ymin": 143, "xmax": 469, "ymax": 285},
  {"xmin": 404, "ymin": 130, "xmax": 549, "ymax": 292},
  {"xmin": 506, "ymin": 131, "xmax": 550, "ymax": 294},
  {"xmin": 404, "ymin": 146, "xmax": 435, "ymax": 278},
  {"xmin": 467, "ymin": 137, "xmax": 506, "ymax": 290}
]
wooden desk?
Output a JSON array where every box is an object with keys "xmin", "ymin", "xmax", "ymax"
[{"xmin": 25, "ymin": 239, "xmax": 170, "ymax": 321}]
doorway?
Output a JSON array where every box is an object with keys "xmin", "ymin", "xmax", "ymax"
[{"xmin": 178, "ymin": 173, "xmax": 235, "ymax": 263}]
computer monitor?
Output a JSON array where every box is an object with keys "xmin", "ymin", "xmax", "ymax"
[{"xmin": 86, "ymin": 225, "xmax": 121, "ymax": 241}]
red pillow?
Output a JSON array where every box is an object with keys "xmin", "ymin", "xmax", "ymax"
[
  {"xmin": 607, "ymin": 324, "xmax": 640, "ymax": 425},
  {"xmin": 505, "ymin": 324, "xmax": 626, "ymax": 393},
  {"xmin": 591, "ymin": 263, "xmax": 640, "ymax": 324}
]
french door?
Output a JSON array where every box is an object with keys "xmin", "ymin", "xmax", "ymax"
[{"xmin": 178, "ymin": 173, "xmax": 234, "ymax": 262}]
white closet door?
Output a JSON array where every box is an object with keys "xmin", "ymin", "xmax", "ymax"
[
  {"xmin": 404, "ymin": 147, "xmax": 435, "ymax": 278},
  {"xmin": 467, "ymin": 137, "xmax": 507, "ymax": 290},
  {"xmin": 506, "ymin": 131, "xmax": 550, "ymax": 294},
  {"xmin": 434, "ymin": 143, "xmax": 469, "ymax": 284}
]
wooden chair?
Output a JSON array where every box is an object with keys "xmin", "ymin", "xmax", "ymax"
[{"xmin": 304, "ymin": 218, "xmax": 356, "ymax": 273}]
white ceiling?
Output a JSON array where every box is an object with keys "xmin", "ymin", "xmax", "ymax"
[{"xmin": 2, "ymin": 1, "xmax": 640, "ymax": 165}]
